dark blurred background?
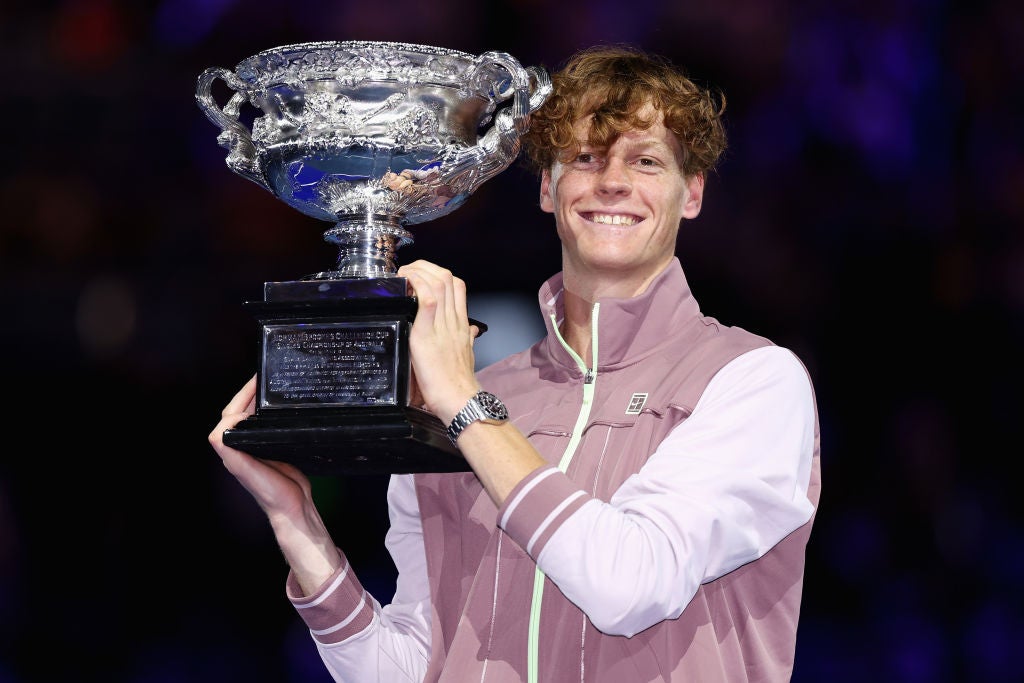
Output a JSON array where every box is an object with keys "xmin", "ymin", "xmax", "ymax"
[{"xmin": 2, "ymin": 0, "xmax": 1022, "ymax": 681}]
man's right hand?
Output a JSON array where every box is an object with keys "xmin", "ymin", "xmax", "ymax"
[{"xmin": 209, "ymin": 375, "xmax": 343, "ymax": 596}]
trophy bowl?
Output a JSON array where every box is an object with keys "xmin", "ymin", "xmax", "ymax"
[
  {"xmin": 197, "ymin": 40, "xmax": 551, "ymax": 277},
  {"xmin": 197, "ymin": 41, "xmax": 551, "ymax": 475}
]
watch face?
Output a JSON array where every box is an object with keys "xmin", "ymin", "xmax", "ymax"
[{"xmin": 477, "ymin": 391, "xmax": 509, "ymax": 421}]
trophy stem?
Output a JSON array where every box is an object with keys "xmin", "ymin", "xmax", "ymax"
[{"xmin": 319, "ymin": 215, "xmax": 414, "ymax": 279}]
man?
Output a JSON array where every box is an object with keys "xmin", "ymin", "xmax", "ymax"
[{"xmin": 210, "ymin": 44, "xmax": 821, "ymax": 682}]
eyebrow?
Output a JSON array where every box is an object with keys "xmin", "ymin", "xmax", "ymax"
[
  {"xmin": 623, "ymin": 135, "xmax": 674, "ymax": 151},
  {"xmin": 581, "ymin": 137, "xmax": 672, "ymax": 152}
]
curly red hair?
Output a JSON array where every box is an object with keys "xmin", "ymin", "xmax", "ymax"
[{"xmin": 523, "ymin": 45, "xmax": 727, "ymax": 178}]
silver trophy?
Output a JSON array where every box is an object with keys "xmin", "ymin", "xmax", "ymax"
[{"xmin": 197, "ymin": 41, "xmax": 551, "ymax": 474}]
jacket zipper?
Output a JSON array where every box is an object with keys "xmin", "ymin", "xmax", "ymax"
[{"xmin": 527, "ymin": 303, "xmax": 600, "ymax": 683}]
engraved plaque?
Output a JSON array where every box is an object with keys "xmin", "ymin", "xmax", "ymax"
[{"xmin": 262, "ymin": 323, "xmax": 401, "ymax": 408}]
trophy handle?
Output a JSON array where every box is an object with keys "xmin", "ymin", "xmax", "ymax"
[
  {"xmin": 444, "ymin": 53, "xmax": 552, "ymax": 191},
  {"xmin": 475, "ymin": 52, "xmax": 550, "ymax": 157},
  {"xmin": 195, "ymin": 67, "xmax": 270, "ymax": 191},
  {"xmin": 525, "ymin": 65, "xmax": 554, "ymax": 114}
]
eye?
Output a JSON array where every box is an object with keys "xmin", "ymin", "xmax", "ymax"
[
  {"xmin": 635, "ymin": 157, "xmax": 660, "ymax": 168},
  {"xmin": 568, "ymin": 151, "xmax": 604, "ymax": 170}
]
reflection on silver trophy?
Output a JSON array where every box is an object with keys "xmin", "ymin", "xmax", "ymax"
[
  {"xmin": 197, "ymin": 40, "xmax": 551, "ymax": 277},
  {"xmin": 196, "ymin": 41, "xmax": 551, "ymax": 475}
]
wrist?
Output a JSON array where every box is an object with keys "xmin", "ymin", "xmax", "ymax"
[
  {"xmin": 446, "ymin": 390, "xmax": 510, "ymax": 445},
  {"xmin": 434, "ymin": 385, "xmax": 482, "ymax": 426},
  {"xmin": 268, "ymin": 507, "xmax": 342, "ymax": 577}
]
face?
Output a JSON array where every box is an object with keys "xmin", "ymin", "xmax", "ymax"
[{"xmin": 539, "ymin": 111, "xmax": 704, "ymax": 292}]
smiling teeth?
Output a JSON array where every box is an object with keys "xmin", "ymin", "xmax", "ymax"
[{"xmin": 591, "ymin": 213, "xmax": 638, "ymax": 226}]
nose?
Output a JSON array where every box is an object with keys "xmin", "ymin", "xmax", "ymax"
[{"xmin": 596, "ymin": 158, "xmax": 631, "ymax": 196}]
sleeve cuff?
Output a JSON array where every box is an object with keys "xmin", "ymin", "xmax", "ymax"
[
  {"xmin": 286, "ymin": 555, "xmax": 376, "ymax": 645},
  {"xmin": 497, "ymin": 465, "xmax": 590, "ymax": 558}
]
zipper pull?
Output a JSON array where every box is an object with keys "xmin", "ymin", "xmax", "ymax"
[{"xmin": 584, "ymin": 369, "xmax": 595, "ymax": 384}]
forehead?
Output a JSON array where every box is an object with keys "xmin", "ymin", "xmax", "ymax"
[{"xmin": 572, "ymin": 114, "xmax": 685, "ymax": 160}]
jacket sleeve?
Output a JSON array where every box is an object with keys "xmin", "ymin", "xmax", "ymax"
[
  {"xmin": 287, "ymin": 473, "xmax": 432, "ymax": 682},
  {"xmin": 496, "ymin": 345, "xmax": 817, "ymax": 637}
]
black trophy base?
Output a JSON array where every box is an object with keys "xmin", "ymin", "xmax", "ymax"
[{"xmin": 222, "ymin": 406, "xmax": 471, "ymax": 476}]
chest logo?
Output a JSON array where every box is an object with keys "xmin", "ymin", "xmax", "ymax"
[{"xmin": 625, "ymin": 393, "xmax": 648, "ymax": 415}]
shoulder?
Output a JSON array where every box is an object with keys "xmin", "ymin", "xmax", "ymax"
[{"xmin": 699, "ymin": 345, "xmax": 816, "ymax": 414}]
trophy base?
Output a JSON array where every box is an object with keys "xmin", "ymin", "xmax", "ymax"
[
  {"xmin": 226, "ymin": 275, "xmax": 480, "ymax": 476},
  {"xmin": 222, "ymin": 405, "xmax": 470, "ymax": 475}
]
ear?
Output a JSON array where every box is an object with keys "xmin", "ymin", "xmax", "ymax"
[
  {"xmin": 680, "ymin": 172, "xmax": 705, "ymax": 220},
  {"xmin": 539, "ymin": 168, "xmax": 555, "ymax": 214}
]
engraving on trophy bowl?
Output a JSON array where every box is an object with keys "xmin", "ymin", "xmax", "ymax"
[{"xmin": 197, "ymin": 40, "xmax": 552, "ymax": 279}]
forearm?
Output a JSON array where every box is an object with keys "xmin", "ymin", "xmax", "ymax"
[
  {"xmin": 268, "ymin": 503, "xmax": 344, "ymax": 597},
  {"xmin": 288, "ymin": 474, "xmax": 433, "ymax": 683},
  {"xmin": 444, "ymin": 417, "xmax": 547, "ymax": 507}
]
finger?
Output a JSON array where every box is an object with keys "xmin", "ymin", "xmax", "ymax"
[
  {"xmin": 406, "ymin": 262, "xmax": 465, "ymax": 333},
  {"xmin": 400, "ymin": 262, "xmax": 472, "ymax": 359},
  {"xmin": 398, "ymin": 258, "xmax": 449, "ymax": 280},
  {"xmin": 210, "ymin": 375, "xmax": 258, "ymax": 449},
  {"xmin": 208, "ymin": 409, "xmax": 250, "ymax": 449},
  {"xmin": 448, "ymin": 275, "xmax": 468, "ymax": 327},
  {"xmin": 402, "ymin": 269, "xmax": 440, "ymax": 326},
  {"xmin": 402, "ymin": 266, "xmax": 450, "ymax": 330},
  {"xmin": 222, "ymin": 374, "xmax": 258, "ymax": 418}
]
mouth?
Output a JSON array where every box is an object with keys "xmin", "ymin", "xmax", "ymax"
[{"xmin": 581, "ymin": 212, "xmax": 643, "ymax": 226}]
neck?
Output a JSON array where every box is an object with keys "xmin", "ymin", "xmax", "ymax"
[
  {"xmin": 557, "ymin": 260, "xmax": 670, "ymax": 362},
  {"xmin": 559, "ymin": 289, "xmax": 595, "ymax": 361},
  {"xmin": 560, "ymin": 252, "xmax": 673, "ymax": 301}
]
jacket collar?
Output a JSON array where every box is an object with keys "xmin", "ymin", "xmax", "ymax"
[{"xmin": 537, "ymin": 257, "xmax": 703, "ymax": 371}]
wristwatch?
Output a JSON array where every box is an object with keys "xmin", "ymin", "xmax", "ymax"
[{"xmin": 446, "ymin": 391, "xmax": 509, "ymax": 445}]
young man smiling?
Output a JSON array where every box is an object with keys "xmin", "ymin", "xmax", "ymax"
[
  {"xmin": 540, "ymin": 110, "xmax": 706, "ymax": 359},
  {"xmin": 211, "ymin": 45, "xmax": 821, "ymax": 682}
]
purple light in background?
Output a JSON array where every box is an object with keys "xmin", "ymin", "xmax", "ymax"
[
  {"xmin": 783, "ymin": 6, "xmax": 946, "ymax": 179},
  {"xmin": 585, "ymin": 0, "xmax": 658, "ymax": 45},
  {"xmin": 885, "ymin": 616, "xmax": 949, "ymax": 683},
  {"xmin": 153, "ymin": 0, "xmax": 238, "ymax": 48},
  {"xmin": 870, "ymin": 577, "xmax": 954, "ymax": 683},
  {"xmin": 737, "ymin": 98, "xmax": 802, "ymax": 170},
  {"xmin": 963, "ymin": 600, "xmax": 1022, "ymax": 682},
  {"xmin": 822, "ymin": 507, "xmax": 888, "ymax": 582}
]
